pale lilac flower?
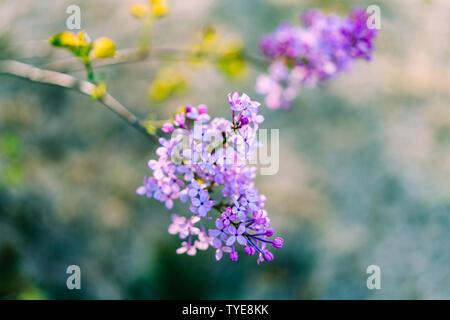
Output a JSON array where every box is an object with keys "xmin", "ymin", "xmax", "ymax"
[
  {"xmin": 208, "ymin": 218, "xmax": 228, "ymax": 242},
  {"xmin": 176, "ymin": 241, "xmax": 197, "ymax": 256},
  {"xmin": 137, "ymin": 93, "xmax": 284, "ymax": 263},
  {"xmin": 231, "ymin": 200, "xmax": 247, "ymax": 222},
  {"xmin": 212, "ymin": 238, "xmax": 232, "ymax": 261},
  {"xmin": 194, "ymin": 231, "xmax": 211, "ymax": 251},
  {"xmin": 136, "ymin": 177, "xmax": 157, "ymax": 198},
  {"xmin": 190, "ymin": 190, "xmax": 215, "ymax": 217},
  {"xmin": 225, "ymin": 223, "xmax": 247, "ymax": 246},
  {"xmin": 168, "ymin": 214, "xmax": 200, "ymax": 239},
  {"xmin": 188, "ymin": 179, "xmax": 208, "ymax": 198}
]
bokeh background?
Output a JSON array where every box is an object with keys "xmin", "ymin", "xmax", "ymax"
[{"xmin": 1, "ymin": 0, "xmax": 449, "ymax": 299}]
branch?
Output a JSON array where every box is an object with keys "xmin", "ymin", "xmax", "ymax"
[
  {"xmin": 38, "ymin": 47, "xmax": 268, "ymax": 73},
  {"xmin": 0, "ymin": 60, "xmax": 158, "ymax": 143},
  {"xmin": 40, "ymin": 47, "xmax": 149, "ymax": 72}
]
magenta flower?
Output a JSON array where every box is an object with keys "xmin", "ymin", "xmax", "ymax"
[
  {"xmin": 174, "ymin": 112, "xmax": 186, "ymax": 128},
  {"xmin": 220, "ymin": 207, "xmax": 237, "ymax": 226},
  {"xmin": 162, "ymin": 123, "xmax": 174, "ymax": 133}
]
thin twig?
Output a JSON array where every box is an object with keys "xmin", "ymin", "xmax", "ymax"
[
  {"xmin": 38, "ymin": 47, "xmax": 268, "ymax": 73},
  {"xmin": 40, "ymin": 47, "xmax": 149, "ymax": 72},
  {"xmin": 0, "ymin": 59, "xmax": 158, "ymax": 143}
]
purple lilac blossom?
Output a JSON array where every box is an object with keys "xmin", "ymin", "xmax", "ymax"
[
  {"xmin": 137, "ymin": 92, "xmax": 283, "ymax": 263},
  {"xmin": 256, "ymin": 8, "xmax": 377, "ymax": 110}
]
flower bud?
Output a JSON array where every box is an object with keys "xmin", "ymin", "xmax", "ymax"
[
  {"xmin": 129, "ymin": 3, "xmax": 149, "ymax": 18},
  {"xmin": 198, "ymin": 104, "xmax": 208, "ymax": 114},
  {"xmin": 150, "ymin": 0, "xmax": 169, "ymax": 17},
  {"xmin": 265, "ymin": 228, "xmax": 274, "ymax": 237},
  {"xmin": 272, "ymin": 237, "xmax": 284, "ymax": 248},
  {"xmin": 244, "ymin": 245, "xmax": 256, "ymax": 256},
  {"xmin": 93, "ymin": 37, "xmax": 116, "ymax": 59},
  {"xmin": 162, "ymin": 123, "xmax": 174, "ymax": 133},
  {"xmin": 229, "ymin": 251, "xmax": 238, "ymax": 262},
  {"xmin": 263, "ymin": 251, "xmax": 274, "ymax": 261}
]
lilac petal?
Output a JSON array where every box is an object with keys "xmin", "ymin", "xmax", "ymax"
[
  {"xmin": 136, "ymin": 186, "xmax": 147, "ymax": 195},
  {"xmin": 191, "ymin": 216, "xmax": 201, "ymax": 224},
  {"xmin": 176, "ymin": 244, "xmax": 187, "ymax": 254},
  {"xmin": 199, "ymin": 190, "xmax": 209, "ymax": 201},
  {"xmin": 209, "ymin": 229, "xmax": 221, "ymax": 237},
  {"xmin": 225, "ymin": 236, "xmax": 236, "ymax": 246},
  {"xmin": 215, "ymin": 249, "xmax": 223, "ymax": 261},
  {"xmin": 187, "ymin": 246, "xmax": 197, "ymax": 256},
  {"xmin": 165, "ymin": 199, "xmax": 173, "ymax": 210},
  {"xmin": 222, "ymin": 246, "xmax": 232, "ymax": 253},
  {"xmin": 189, "ymin": 205, "xmax": 198, "ymax": 214},
  {"xmin": 180, "ymin": 190, "xmax": 188, "ymax": 203},
  {"xmin": 191, "ymin": 197, "xmax": 201, "ymax": 206},
  {"xmin": 212, "ymin": 238, "xmax": 221, "ymax": 248},
  {"xmin": 238, "ymin": 212, "xmax": 247, "ymax": 222},
  {"xmin": 198, "ymin": 206, "xmax": 207, "ymax": 217},
  {"xmin": 168, "ymin": 224, "xmax": 178, "ymax": 235},
  {"xmin": 153, "ymin": 169, "xmax": 164, "ymax": 180},
  {"xmin": 219, "ymin": 233, "xmax": 228, "ymax": 241},
  {"xmin": 227, "ymin": 225, "xmax": 236, "ymax": 235},
  {"xmin": 215, "ymin": 219, "xmax": 224, "ymax": 229},
  {"xmin": 237, "ymin": 235, "xmax": 247, "ymax": 246},
  {"xmin": 148, "ymin": 159, "xmax": 158, "ymax": 169},
  {"xmin": 237, "ymin": 223, "xmax": 246, "ymax": 234},
  {"xmin": 191, "ymin": 180, "xmax": 200, "ymax": 188},
  {"xmin": 188, "ymin": 188, "xmax": 198, "ymax": 198}
]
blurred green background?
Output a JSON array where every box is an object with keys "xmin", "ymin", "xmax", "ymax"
[{"xmin": 0, "ymin": 0, "xmax": 449, "ymax": 299}]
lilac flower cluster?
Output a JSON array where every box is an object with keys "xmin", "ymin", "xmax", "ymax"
[
  {"xmin": 137, "ymin": 92, "xmax": 283, "ymax": 263},
  {"xmin": 256, "ymin": 8, "xmax": 377, "ymax": 110}
]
